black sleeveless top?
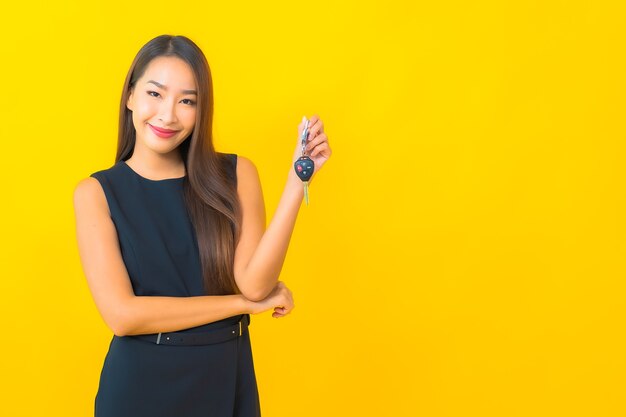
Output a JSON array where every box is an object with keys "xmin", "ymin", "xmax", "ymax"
[
  {"xmin": 89, "ymin": 153, "xmax": 239, "ymax": 333},
  {"xmin": 90, "ymin": 153, "xmax": 261, "ymax": 417}
]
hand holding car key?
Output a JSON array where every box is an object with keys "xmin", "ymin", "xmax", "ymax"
[
  {"xmin": 294, "ymin": 118, "xmax": 315, "ymax": 205},
  {"xmin": 291, "ymin": 115, "xmax": 332, "ymax": 206}
]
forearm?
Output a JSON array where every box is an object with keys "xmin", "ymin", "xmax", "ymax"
[
  {"xmin": 238, "ymin": 170, "xmax": 305, "ymax": 300},
  {"xmin": 117, "ymin": 294, "xmax": 251, "ymax": 336}
]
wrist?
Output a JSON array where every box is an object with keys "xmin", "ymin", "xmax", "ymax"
[
  {"xmin": 286, "ymin": 169, "xmax": 305, "ymax": 194},
  {"xmin": 238, "ymin": 294, "xmax": 253, "ymax": 315}
]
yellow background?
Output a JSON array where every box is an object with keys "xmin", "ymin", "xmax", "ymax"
[{"xmin": 1, "ymin": 1, "xmax": 625, "ymax": 416}]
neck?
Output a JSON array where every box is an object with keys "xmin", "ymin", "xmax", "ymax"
[{"xmin": 126, "ymin": 147, "xmax": 186, "ymax": 178}]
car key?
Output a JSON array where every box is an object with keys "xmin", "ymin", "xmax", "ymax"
[{"xmin": 294, "ymin": 117, "xmax": 315, "ymax": 206}]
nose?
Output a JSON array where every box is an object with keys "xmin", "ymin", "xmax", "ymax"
[{"xmin": 158, "ymin": 98, "xmax": 179, "ymax": 125}]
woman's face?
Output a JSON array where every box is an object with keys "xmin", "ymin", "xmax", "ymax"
[{"xmin": 126, "ymin": 56, "xmax": 197, "ymax": 157}]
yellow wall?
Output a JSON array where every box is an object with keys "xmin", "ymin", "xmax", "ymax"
[{"xmin": 1, "ymin": 1, "xmax": 624, "ymax": 415}]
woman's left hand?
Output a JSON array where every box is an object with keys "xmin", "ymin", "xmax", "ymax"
[{"xmin": 291, "ymin": 114, "xmax": 332, "ymax": 183}]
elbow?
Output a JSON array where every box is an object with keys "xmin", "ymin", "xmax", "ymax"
[
  {"xmin": 110, "ymin": 322, "xmax": 128, "ymax": 337},
  {"xmin": 240, "ymin": 289, "xmax": 265, "ymax": 303},
  {"xmin": 235, "ymin": 271, "xmax": 277, "ymax": 302},
  {"xmin": 107, "ymin": 314, "xmax": 130, "ymax": 337},
  {"xmin": 239, "ymin": 286, "xmax": 272, "ymax": 302},
  {"xmin": 102, "ymin": 313, "xmax": 127, "ymax": 337},
  {"xmin": 106, "ymin": 299, "xmax": 134, "ymax": 337}
]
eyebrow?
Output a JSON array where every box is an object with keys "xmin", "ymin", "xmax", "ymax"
[{"xmin": 147, "ymin": 80, "xmax": 197, "ymax": 95}]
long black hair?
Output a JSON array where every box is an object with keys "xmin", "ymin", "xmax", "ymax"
[{"xmin": 116, "ymin": 34, "xmax": 242, "ymax": 295}]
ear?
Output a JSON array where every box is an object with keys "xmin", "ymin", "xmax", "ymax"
[{"xmin": 126, "ymin": 88, "xmax": 134, "ymax": 111}]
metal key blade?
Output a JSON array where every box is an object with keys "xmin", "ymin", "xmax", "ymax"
[{"xmin": 303, "ymin": 181, "xmax": 309, "ymax": 206}]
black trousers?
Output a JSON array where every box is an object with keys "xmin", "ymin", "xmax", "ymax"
[{"xmin": 94, "ymin": 314, "xmax": 261, "ymax": 417}]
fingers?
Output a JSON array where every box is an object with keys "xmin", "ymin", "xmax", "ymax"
[
  {"xmin": 306, "ymin": 132, "xmax": 332, "ymax": 159},
  {"xmin": 272, "ymin": 306, "xmax": 289, "ymax": 318},
  {"xmin": 305, "ymin": 132, "xmax": 328, "ymax": 154},
  {"xmin": 272, "ymin": 305, "xmax": 294, "ymax": 318},
  {"xmin": 307, "ymin": 114, "xmax": 323, "ymax": 141},
  {"xmin": 272, "ymin": 307, "xmax": 288, "ymax": 318},
  {"xmin": 303, "ymin": 115, "xmax": 328, "ymax": 158},
  {"xmin": 298, "ymin": 114, "xmax": 323, "ymax": 140},
  {"xmin": 293, "ymin": 114, "xmax": 330, "ymax": 172},
  {"xmin": 272, "ymin": 286, "xmax": 294, "ymax": 318},
  {"xmin": 298, "ymin": 116, "xmax": 307, "ymax": 137},
  {"xmin": 310, "ymin": 141, "xmax": 331, "ymax": 159}
]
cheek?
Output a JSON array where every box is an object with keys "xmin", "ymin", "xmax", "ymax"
[
  {"xmin": 135, "ymin": 98, "xmax": 157, "ymax": 117},
  {"xmin": 182, "ymin": 109, "xmax": 197, "ymax": 128}
]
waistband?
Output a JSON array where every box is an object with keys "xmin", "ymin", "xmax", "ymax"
[{"xmin": 131, "ymin": 314, "xmax": 250, "ymax": 346}]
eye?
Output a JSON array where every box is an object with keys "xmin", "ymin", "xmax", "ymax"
[{"xmin": 147, "ymin": 91, "xmax": 195, "ymax": 106}]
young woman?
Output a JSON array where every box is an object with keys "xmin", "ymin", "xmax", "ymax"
[{"xmin": 73, "ymin": 34, "xmax": 331, "ymax": 417}]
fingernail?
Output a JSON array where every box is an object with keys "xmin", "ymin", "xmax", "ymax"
[{"xmin": 302, "ymin": 115, "xmax": 307, "ymax": 124}]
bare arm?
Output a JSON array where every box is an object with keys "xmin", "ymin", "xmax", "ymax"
[
  {"xmin": 233, "ymin": 115, "xmax": 332, "ymax": 302},
  {"xmin": 73, "ymin": 177, "xmax": 251, "ymax": 336},
  {"xmin": 233, "ymin": 157, "xmax": 304, "ymax": 301},
  {"xmin": 121, "ymin": 294, "xmax": 249, "ymax": 335}
]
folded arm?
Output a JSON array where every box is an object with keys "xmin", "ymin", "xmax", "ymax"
[
  {"xmin": 233, "ymin": 155, "xmax": 304, "ymax": 301},
  {"xmin": 73, "ymin": 177, "xmax": 251, "ymax": 336}
]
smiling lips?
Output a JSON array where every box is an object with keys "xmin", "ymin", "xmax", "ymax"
[{"xmin": 149, "ymin": 124, "xmax": 180, "ymax": 138}]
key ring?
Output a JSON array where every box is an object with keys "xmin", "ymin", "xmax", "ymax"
[{"xmin": 301, "ymin": 119, "xmax": 309, "ymax": 156}]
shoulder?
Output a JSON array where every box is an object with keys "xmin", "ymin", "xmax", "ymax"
[
  {"xmin": 73, "ymin": 177, "xmax": 103, "ymax": 200},
  {"xmin": 235, "ymin": 154, "xmax": 257, "ymax": 173},
  {"xmin": 234, "ymin": 155, "xmax": 261, "ymax": 188},
  {"xmin": 232, "ymin": 155, "xmax": 264, "ymax": 210},
  {"xmin": 232, "ymin": 155, "xmax": 265, "ymax": 225},
  {"xmin": 86, "ymin": 161, "xmax": 125, "ymax": 185},
  {"xmin": 73, "ymin": 176, "xmax": 110, "ymax": 217},
  {"xmin": 217, "ymin": 152, "xmax": 260, "ymax": 187}
]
